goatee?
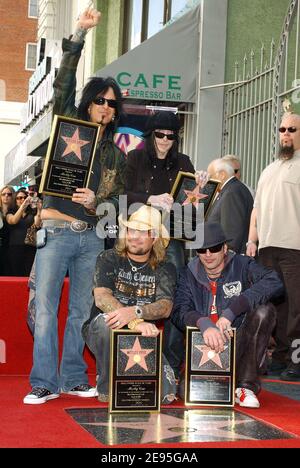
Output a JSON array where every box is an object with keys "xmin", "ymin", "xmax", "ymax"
[{"xmin": 278, "ymin": 144, "xmax": 294, "ymax": 160}]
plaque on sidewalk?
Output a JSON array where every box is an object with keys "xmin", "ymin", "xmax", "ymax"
[
  {"xmin": 109, "ymin": 330, "xmax": 162, "ymax": 413},
  {"xmin": 39, "ymin": 115, "xmax": 101, "ymax": 199},
  {"xmin": 165, "ymin": 172, "xmax": 220, "ymax": 241},
  {"xmin": 185, "ymin": 327, "xmax": 236, "ymax": 407}
]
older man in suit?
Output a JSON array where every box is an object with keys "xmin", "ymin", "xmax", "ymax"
[{"xmin": 206, "ymin": 158, "xmax": 253, "ymax": 254}]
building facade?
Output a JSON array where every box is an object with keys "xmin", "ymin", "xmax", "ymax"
[
  {"xmin": 2, "ymin": 0, "xmax": 300, "ymax": 191},
  {"xmin": 0, "ymin": 0, "xmax": 38, "ymax": 187}
]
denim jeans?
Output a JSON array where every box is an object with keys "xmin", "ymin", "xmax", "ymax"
[
  {"xmin": 82, "ymin": 312, "xmax": 177, "ymax": 403},
  {"xmin": 30, "ymin": 226, "xmax": 104, "ymax": 393},
  {"xmin": 162, "ymin": 239, "xmax": 186, "ymax": 378}
]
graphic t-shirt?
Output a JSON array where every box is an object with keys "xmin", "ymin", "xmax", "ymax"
[{"xmin": 86, "ymin": 249, "xmax": 177, "ymax": 324}]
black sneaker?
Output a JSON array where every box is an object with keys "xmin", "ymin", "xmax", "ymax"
[
  {"xmin": 64, "ymin": 384, "xmax": 98, "ymax": 398},
  {"xmin": 23, "ymin": 387, "xmax": 60, "ymax": 405}
]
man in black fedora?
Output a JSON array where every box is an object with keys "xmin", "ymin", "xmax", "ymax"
[{"xmin": 171, "ymin": 222, "xmax": 283, "ymax": 408}]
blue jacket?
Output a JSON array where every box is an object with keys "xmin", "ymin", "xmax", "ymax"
[{"xmin": 171, "ymin": 252, "xmax": 284, "ymax": 333}]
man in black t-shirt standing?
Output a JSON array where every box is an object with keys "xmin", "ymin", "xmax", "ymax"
[{"xmin": 82, "ymin": 205, "xmax": 177, "ymax": 403}]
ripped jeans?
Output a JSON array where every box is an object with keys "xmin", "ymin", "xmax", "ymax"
[{"xmin": 82, "ymin": 312, "xmax": 177, "ymax": 404}]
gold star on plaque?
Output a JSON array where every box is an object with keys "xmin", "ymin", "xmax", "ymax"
[
  {"xmin": 182, "ymin": 184, "xmax": 208, "ymax": 208},
  {"xmin": 61, "ymin": 128, "xmax": 90, "ymax": 161},
  {"xmin": 121, "ymin": 337, "xmax": 154, "ymax": 372},
  {"xmin": 195, "ymin": 344, "xmax": 228, "ymax": 369}
]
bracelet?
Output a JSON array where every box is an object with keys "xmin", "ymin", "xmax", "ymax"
[
  {"xmin": 128, "ymin": 319, "xmax": 144, "ymax": 330},
  {"xmin": 246, "ymin": 240, "xmax": 256, "ymax": 247}
]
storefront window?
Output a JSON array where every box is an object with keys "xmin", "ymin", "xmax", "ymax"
[
  {"xmin": 128, "ymin": 0, "xmax": 143, "ymax": 49},
  {"xmin": 171, "ymin": 0, "xmax": 188, "ymax": 17},
  {"xmin": 125, "ymin": 0, "xmax": 199, "ymax": 51},
  {"xmin": 147, "ymin": 1, "xmax": 164, "ymax": 39}
]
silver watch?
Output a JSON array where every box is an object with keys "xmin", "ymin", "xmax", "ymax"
[{"xmin": 135, "ymin": 306, "xmax": 143, "ymax": 319}]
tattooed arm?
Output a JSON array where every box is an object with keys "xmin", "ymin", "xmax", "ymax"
[
  {"xmin": 140, "ymin": 299, "xmax": 173, "ymax": 320},
  {"xmin": 94, "ymin": 287, "xmax": 123, "ymax": 313}
]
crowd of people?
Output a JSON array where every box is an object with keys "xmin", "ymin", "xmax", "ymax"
[
  {"xmin": 1, "ymin": 6, "xmax": 299, "ymax": 409},
  {"xmin": 0, "ymin": 186, "xmax": 42, "ymax": 276}
]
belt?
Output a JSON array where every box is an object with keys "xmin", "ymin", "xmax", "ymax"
[{"xmin": 43, "ymin": 219, "xmax": 96, "ymax": 233}]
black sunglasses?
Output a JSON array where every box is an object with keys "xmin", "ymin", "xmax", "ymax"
[
  {"xmin": 197, "ymin": 243, "xmax": 224, "ymax": 254},
  {"xmin": 154, "ymin": 131, "xmax": 177, "ymax": 141},
  {"xmin": 278, "ymin": 126, "xmax": 298, "ymax": 133},
  {"xmin": 234, "ymin": 169, "xmax": 240, "ymax": 174},
  {"xmin": 92, "ymin": 97, "xmax": 118, "ymax": 109}
]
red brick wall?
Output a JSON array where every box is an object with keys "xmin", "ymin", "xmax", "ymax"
[{"xmin": 0, "ymin": 0, "xmax": 38, "ymax": 102}]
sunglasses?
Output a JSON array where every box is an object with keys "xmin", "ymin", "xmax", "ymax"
[
  {"xmin": 234, "ymin": 169, "xmax": 240, "ymax": 174},
  {"xmin": 1, "ymin": 193, "xmax": 12, "ymax": 197},
  {"xmin": 16, "ymin": 196, "xmax": 27, "ymax": 200},
  {"xmin": 92, "ymin": 97, "xmax": 118, "ymax": 109},
  {"xmin": 154, "ymin": 131, "xmax": 177, "ymax": 141},
  {"xmin": 197, "ymin": 243, "xmax": 224, "ymax": 254},
  {"xmin": 278, "ymin": 126, "xmax": 298, "ymax": 133}
]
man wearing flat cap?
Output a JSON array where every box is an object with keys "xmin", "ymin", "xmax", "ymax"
[
  {"xmin": 82, "ymin": 205, "xmax": 177, "ymax": 403},
  {"xmin": 171, "ymin": 222, "xmax": 284, "ymax": 408}
]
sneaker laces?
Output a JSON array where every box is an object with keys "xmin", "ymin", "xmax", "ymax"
[
  {"xmin": 31, "ymin": 387, "xmax": 48, "ymax": 397},
  {"xmin": 238, "ymin": 388, "xmax": 255, "ymax": 399}
]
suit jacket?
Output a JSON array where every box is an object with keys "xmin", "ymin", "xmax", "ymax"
[{"xmin": 206, "ymin": 177, "xmax": 253, "ymax": 253}]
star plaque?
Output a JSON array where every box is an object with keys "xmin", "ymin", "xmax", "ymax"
[
  {"xmin": 164, "ymin": 172, "xmax": 220, "ymax": 241},
  {"xmin": 109, "ymin": 330, "xmax": 162, "ymax": 413},
  {"xmin": 39, "ymin": 115, "xmax": 101, "ymax": 198},
  {"xmin": 185, "ymin": 327, "xmax": 236, "ymax": 407}
]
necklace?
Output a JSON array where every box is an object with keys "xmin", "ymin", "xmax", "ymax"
[{"xmin": 127, "ymin": 257, "xmax": 149, "ymax": 273}]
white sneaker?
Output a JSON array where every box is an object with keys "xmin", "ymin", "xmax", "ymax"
[
  {"xmin": 63, "ymin": 384, "xmax": 98, "ymax": 398},
  {"xmin": 23, "ymin": 387, "xmax": 60, "ymax": 405},
  {"xmin": 235, "ymin": 388, "xmax": 260, "ymax": 408}
]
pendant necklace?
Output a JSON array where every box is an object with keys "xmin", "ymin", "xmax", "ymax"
[{"xmin": 127, "ymin": 257, "xmax": 149, "ymax": 273}]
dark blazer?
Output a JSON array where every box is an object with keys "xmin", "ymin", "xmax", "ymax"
[
  {"xmin": 206, "ymin": 177, "xmax": 253, "ymax": 254},
  {"xmin": 125, "ymin": 148, "xmax": 195, "ymax": 206}
]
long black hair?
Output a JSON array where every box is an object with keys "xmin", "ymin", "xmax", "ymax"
[
  {"xmin": 144, "ymin": 133, "xmax": 179, "ymax": 169},
  {"xmin": 77, "ymin": 76, "xmax": 123, "ymax": 133}
]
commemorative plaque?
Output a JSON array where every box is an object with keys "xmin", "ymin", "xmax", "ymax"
[
  {"xmin": 185, "ymin": 327, "xmax": 236, "ymax": 407},
  {"xmin": 109, "ymin": 330, "xmax": 162, "ymax": 413},
  {"xmin": 39, "ymin": 115, "xmax": 101, "ymax": 199},
  {"xmin": 164, "ymin": 172, "xmax": 220, "ymax": 241}
]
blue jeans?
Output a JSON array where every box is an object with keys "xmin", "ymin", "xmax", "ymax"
[
  {"xmin": 163, "ymin": 239, "xmax": 186, "ymax": 378},
  {"xmin": 82, "ymin": 312, "xmax": 177, "ymax": 403},
  {"xmin": 30, "ymin": 227, "xmax": 104, "ymax": 393}
]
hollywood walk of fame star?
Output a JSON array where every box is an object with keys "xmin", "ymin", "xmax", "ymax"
[
  {"xmin": 81, "ymin": 411, "xmax": 256, "ymax": 444},
  {"xmin": 121, "ymin": 337, "xmax": 154, "ymax": 372},
  {"xmin": 182, "ymin": 184, "xmax": 208, "ymax": 208},
  {"xmin": 61, "ymin": 128, "xmax": 90, "ymax": 161},
  {"xmin": 195, "ymin": 344, "xmax": 228, "ymax": 369}
]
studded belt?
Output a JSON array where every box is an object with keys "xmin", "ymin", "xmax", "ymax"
[{"xmin": 42, "ymin": 219, "xmax": 96, "ymax": 233}]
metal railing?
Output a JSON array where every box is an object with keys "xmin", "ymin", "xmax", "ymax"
[{"xmin": 223, "ymin": 0, "xmax": 300, "ymax": 190}]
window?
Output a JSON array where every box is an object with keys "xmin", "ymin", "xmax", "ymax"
[
  {"xmin": 26, "ymin": 43, "xmax": 37, "ymax": 70},
  {"xmin": 28, "ymin": 0, "xmax": 38, "ymax": 18},
  {"xmin": 170, "ymin": 0, "xmax": 187, "ymax": 17},
  {"xmin": 124, "ymin": 1, "xmax": 195, "ymax": 52}
]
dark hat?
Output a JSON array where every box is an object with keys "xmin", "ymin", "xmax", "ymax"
[
  {"xmin": 143, "ymin": 111, "xmax": 181, "ymax": 137},
  {"xmin": 197, "ymin": 222, "xmax": 228, "ymax": 250}
]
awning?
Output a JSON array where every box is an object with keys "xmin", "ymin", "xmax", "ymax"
[{"xmin": 95, "ymin": 5, "xmax": 200, "ymax": 104}]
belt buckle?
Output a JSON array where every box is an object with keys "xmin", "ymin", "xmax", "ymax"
[{"xmin": 70, "ymin": 220, "xmax": 87, "ymax": 233}]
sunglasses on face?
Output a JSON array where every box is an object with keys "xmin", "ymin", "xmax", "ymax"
[
  {"xmin": 16, "ymin": 196, "xmax": 27, "ymax": 200},
  {"xmin": 154, "ymin": 131, "xmax": 177, "ymax": 141},
  {"xmin": 197, "ymin": 243, "xmax": 224, "ymax": 254},
  {"xmin": 92, "ymin": 97, "xmax": 118, "ymax": 109},
  {"xmin": 1, "ymin": 193, "xmax": 12, "ymax": 197},
  {"xmin": 278, "ymin": 126, "xmax": 298, "ymax": 133}
]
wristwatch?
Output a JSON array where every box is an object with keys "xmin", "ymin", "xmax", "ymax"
[
  {"xmin": 246, "ymin": 240, "xmax": 256, "ymax": 247},
  {"xmin": 135, "ymin": 306, "xmax": 143, "ymax": 319}
]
